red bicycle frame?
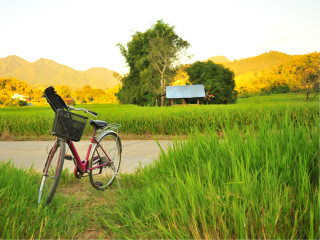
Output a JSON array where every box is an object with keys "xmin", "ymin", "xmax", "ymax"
[
  {"xmin": 66, "ymin": 130, "xmax": 112, "ymax": 177},
  {"xmin": 44, "ymin": 141, "xmax": 60, "ymax": 176}
]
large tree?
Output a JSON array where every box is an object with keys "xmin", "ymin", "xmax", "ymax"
[
  {"xmin": 270, "ymin": 52, "xmax": 319, "ymax": 101},
  {"xmin": 117, "ymin": 20, "xmax": 190, "ymax": 106},
  {"xmin": 186, "ymin": 61, "xmax": 238, "ymax": 104},
  {"xmin": 295, "ymin": 52, "xmax": 319, "ymax": 101},
  {"xmin": 148, "ymin": 22, "xmax": 190, "ymax": 106}
]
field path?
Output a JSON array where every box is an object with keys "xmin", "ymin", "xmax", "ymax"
[{"xmin": 0, "ymin": 140, "xmax": 173, "ymax": 173}]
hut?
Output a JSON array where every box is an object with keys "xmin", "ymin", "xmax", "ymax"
[{"xmin": 166, "ymin": 84, "xmax": 205, "ymax": 106}]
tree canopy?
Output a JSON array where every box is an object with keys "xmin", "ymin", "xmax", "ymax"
[
  {"xmin": 294, "ymin": 52, "xmax": 319, "ymax": 101},
  {"xmin": 117, "ymin": 20, "xmax": 190, "ymax": 106},
  {"xmin": 186, "ymin": 61, "xmax": 238, "ymax": 104},
  {"xmin": 0, "ymin": 77, "xmax": 119, "ymax": 106}
]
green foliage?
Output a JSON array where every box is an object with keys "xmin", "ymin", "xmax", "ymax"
[
  {"xmin": 103, "ymin": 118, "xmax": 319, "ymax": 238},
  {"xmin": 271, "ymin": 84, "xmax": 290, "ymax": 94},
  {"xmin": 0, "ymin": 93, "xmax": 318, "ymax": 238},
  {"xmin": 17, "ymin": 99, "xmax": 27, "ymax": 106},
  {"xmin": 0, "ymin": 162, "xmax": 91, "ymax": 238},
  {"xmin": 117, "ymin": 20, "xmax": 190, "ymax": 106},
  {"xmin": 0, "ymin": 93, "xmax": 318, "ymax": 138},
  {"xmin": 186, "ymin": 61, "xmax": 238, "ymax": 104}
]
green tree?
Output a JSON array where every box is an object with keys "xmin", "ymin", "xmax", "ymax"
[
  {"xmin": 116, "ymin": 31, "xmax": 148, "ymax": 105},
  {"xmin": 186, "ymin": 61, "xmax": 238, "ymax": 104},
  {"xmin": 148, "ymin": 21, "xmax": 190, "ymax": 106},
  {"xmin": 117, "ymin": 20, "xmax": 190, "ymax": 106}
]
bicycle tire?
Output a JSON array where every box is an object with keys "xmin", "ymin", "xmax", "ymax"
[
  {"xmin": 89, "ymin": 132, "xmax": 122, "ymax": 190},
  {"xmin": 38, "ymin": 139, "xmax": 65, "ymax": 204}
]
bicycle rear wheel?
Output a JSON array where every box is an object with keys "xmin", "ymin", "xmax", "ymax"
[
  {"xmin": 38, "ymin": 140, "xmax": 65, "ymax": 204},
  {"xmin": 89, "ymin": 132, "xmax": 121, "ymax": 190}
]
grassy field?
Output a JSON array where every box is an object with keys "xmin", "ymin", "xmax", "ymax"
[
  {"xmin": 0, "ymin": 162, "xmax": 92, "ymax": 238},
  {"xmin": 107, "ymin": 119, "xmax": 319, "ymax": 238},
  {"xmin": 0, "ymin": 93, "xmax": 318, "ymax": 139},
  {"xmin": 0, "ymin": 93, "xmax": 319, "ymax": 238}
]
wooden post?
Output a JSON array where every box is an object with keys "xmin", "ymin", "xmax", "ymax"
[
  {"xmin": 171, "ymin": 99, "xmax": 173, "ymax": 106},
  {"xmin": 155, "ymin": 98, "xmax": 158, "ymax": 107},
  {"xmin": 182, "ymin": 98, "xmax": 187, "ymax": 105},
  {"xmin": 197, "ymin": 98, "xmax": 199, "ymax": 105}
]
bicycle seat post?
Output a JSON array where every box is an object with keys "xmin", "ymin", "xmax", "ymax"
[{"xmin": 92, "ymin": 127, "xmax": 97, "ymax": 138}]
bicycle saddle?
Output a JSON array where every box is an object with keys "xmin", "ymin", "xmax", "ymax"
[{"xmin": 89, "ymin": 120, "xmax": 108, "ymax": 129}]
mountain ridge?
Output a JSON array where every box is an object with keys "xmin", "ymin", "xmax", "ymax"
[
  {"xmin": 0, "ymin": 56, "xmax": 119, "ymax": 90},
  {"xmin": 1, "ymin": 51, "xmax": 303, "ymax": 90},
  {"xmin": 208, "ymin": 51, "xmax": 299, "ymax": 75},
  {"xmin": 207, "ymin": 55, "xmax": 231, "ymax": 64}
]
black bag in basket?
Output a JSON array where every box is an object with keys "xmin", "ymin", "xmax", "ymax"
[{"xmin": 44, "ymin": 86, "xmax": 68, "ymax": 112}]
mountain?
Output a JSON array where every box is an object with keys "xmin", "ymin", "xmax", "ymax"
[
  {"xmin": 207, "ymin": 55, "xmax": 230, "ymax": 64},
  {"xmin": 207, "ymin": 51, "xmax": 297, "ymax": 75},
  {"xmin": 223, "ymin": 51, "xmax": 297, "ymax": 75},
  {"xmin": 0, "ymin": 55, "xmax": 119, "ymax": 89},
  {"xmin": 205, "ymin": 51, "xmax": 303, "ymax": 94},
  {"xmin": 0, "ymin": 55, "xmax": 29, "ymax": 74},
  {"xmin": 84, "ymin": 67, "xmax": 120, "ymax": 87}
]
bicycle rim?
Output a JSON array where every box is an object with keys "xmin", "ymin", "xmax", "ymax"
[
  {"xmin": 89, "ymin": 132, "xmax": 121, "ymax": 190},
  {"xmin": 38, "ymin": 140, "xmax": 65, "ymax": 204}
]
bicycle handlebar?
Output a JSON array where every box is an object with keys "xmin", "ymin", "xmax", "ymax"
[{"xmin": 68, "ymin": 106, "xmax": 98, "ymax": 117}]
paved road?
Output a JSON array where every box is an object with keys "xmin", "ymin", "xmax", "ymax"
[{"xmin": 0, "ymin": 140, "xmax": 173, "ymax": 174}]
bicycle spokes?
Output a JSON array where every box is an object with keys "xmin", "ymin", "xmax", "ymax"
[{"xmin": 89, "ymin": 132, "xmax": 121, "ymax": 190}]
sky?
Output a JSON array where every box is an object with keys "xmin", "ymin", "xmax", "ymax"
[{"xmin": 0, "ymin": 0, "xmax": 319, "ymax": 74}]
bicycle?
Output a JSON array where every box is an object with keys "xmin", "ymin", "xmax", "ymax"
[{"xmin": 38, "ymin": 86, "xmax": 122, "ymax": 204}]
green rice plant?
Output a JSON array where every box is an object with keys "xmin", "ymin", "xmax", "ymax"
[
  {"xmin": 0, "ymin": 161, "xmax": 96, "ymax": 238},
  {"xmin": 103, "ymin": 117, "xmax": 319, "ymax": 238},
  {"xmin": 0, "ymin": 93, "xmax": 318, "ymax": 138}
]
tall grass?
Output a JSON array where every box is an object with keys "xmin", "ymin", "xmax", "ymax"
[
  {"xmin": 0, "ymin": 93, "xmax": 318, "ymax": 238},
  {"xmin": 104, "ymin": 118, "xmax": 319, "ymax": 238},
  {"xmin": 0, "ymin": 162, "xmax": 96, "ymax": 238},
  {"xmin": 0, "ymin": 93, "xmax": 318, "ymax": 137}
]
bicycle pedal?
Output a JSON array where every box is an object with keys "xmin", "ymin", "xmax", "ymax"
[
  {"xmin": 94, "ymin": 181, "xmax": 103, "ymax": 187},
  {"xmin": 65, "ymin": 154, "xmax": 73, "ymax": 160}
]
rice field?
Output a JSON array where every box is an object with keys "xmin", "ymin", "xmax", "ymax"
[
  {"xmin": 0, "ymin": 93, "xmax": 318, "ymax": 138},
  {"xmin": 0, "ymin": 92, "xmax": 319, "ymax": 238},
  {"xmin": 105, "ymin": 118, "xmax": 319, "ymax": 238},
  {"xmin": 0, "ymin": 162, "xmax": 91, "ymax": 238}
]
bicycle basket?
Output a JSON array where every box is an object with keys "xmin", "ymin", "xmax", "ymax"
[{"xmin": 52, "ymin": 109, "xmax": 88, "ymax": 142}]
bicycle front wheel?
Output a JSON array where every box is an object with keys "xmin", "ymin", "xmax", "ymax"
[
  {"xmin": 38, "ymin": 140, "xmax": 65, "ymax": 204},
  {"xmin": 89, "ymin": 132, "xmax": 121, "ymax": 190}
]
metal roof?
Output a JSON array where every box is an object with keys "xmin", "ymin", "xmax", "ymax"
[{"xmin": 166, "ymin": 84, "xmax": 205, "ymax": 99}]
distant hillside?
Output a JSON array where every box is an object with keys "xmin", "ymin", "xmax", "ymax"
[
  {"xmin": 223, "ymin": 51, "xmax": 297, "ymax": 75},
  {"xmin": 0, "ymin": 55, "xmax": 119, "ymax": 89},
  {"xmin": 85, "ymin": 67, "xmax": 120, "ymax": 87},
  {"xmin": 205, "ymin": 51, "xmax": 304, "ymax": 95},
  {"xmin": 0, "ymin": 55, "xmax": 29, "ymax": 74},
  {"xmin": 207, "ymin": 55, "xmax": 230, "ymax": 64}
]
